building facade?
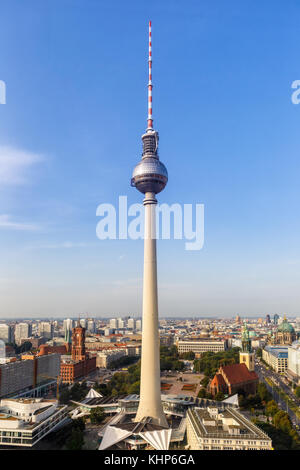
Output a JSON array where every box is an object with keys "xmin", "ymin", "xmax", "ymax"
[
  {"xmin": 186, "ymin": 406, "xmax": 272, "ymax": 450},
  {"xmin": 287, "ymin": 341, "xmax": 300, "ymax": 384},
  {"xmin": 38, "ymin": 322, "xmax": 54, "ymax": 340},
  {"xmin": 0, "ymin": 398, "xmax": 68, "ymax": 447},
  {"xmin": 0, "ymin": 354, "xmax": 60, "ymax": 398},
  {"xmin": 177, "ymin": 339, "xmax": 227, "ymax": 357},
  {"xmin": 14, "ymin": 323, "xmax": 32, "ymax": 345},
  {"xmin": 262, "ymin": 346, "xmax": 288, "ymax": 373},
  {"xmin": 0, "ymin": 324, "xmax": 14, "ymax": 344}
]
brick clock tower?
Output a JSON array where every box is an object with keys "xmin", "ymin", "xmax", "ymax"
[{"xmin": 71, "ymin": 323, "xmax": 86, "ymax": 362}]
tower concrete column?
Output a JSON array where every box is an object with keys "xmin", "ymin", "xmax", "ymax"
[{"xmin": 134, "ymin": 192, "xmax": 168, "ymax": 427}]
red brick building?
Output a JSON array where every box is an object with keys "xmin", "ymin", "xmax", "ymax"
[
  {"xmin": 210, "ymin": 363, "xmax": 258, "ymax": 397},
  {"xmin": 38, "ymin": 344, "xmax": 68, "ymax": 356},
  {"xmin": 60, "ymin": 324, "xmax": 96, "ymax": 384}
]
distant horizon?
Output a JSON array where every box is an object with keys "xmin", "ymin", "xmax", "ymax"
[{"xmin": 0, "ymin": 314, "xmax": 299, "ymax": 322}]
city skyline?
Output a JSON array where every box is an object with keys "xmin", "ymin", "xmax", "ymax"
[{"xmin": 1, "ymin": 0, "xmax": 300, "ymax": 317}]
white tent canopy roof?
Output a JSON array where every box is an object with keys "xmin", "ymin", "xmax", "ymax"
[
  {"xmin": 99, "ymin": 425, "xmax": 133, "ymax": 450},
  {"xmin": 222, "ymin": 394, "xmax": 239, "ymax": 406},
  {"xmin": 86, "ymin": 388, "xmax": 102, "ymax": 399},
  {"xmin": 139, "ymin": 429, "xmax": 172, "ymax": 450}
]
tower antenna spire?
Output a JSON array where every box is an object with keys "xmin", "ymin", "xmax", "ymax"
[{"xmin": 147, "ymin": 20, "xmax": 153, "ymax": 130}]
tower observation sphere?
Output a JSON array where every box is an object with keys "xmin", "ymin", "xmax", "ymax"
[{"xmin": 131, "ymin": 130, "xmax": 168, "ymax": 194}]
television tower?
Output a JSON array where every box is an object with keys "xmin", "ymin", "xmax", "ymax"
[{"xmin": 131, "ymin": 21, "xmax": 168, "ymax": 427}]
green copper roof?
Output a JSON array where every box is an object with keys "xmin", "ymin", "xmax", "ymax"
[{"xmin": 277, "ymin": 319, "xmax": 295, "ymax": 334}]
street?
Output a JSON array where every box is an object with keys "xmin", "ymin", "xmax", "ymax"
[{"xmin": 255, "ymin": 359, "xmax": 300, "ymax": 428}]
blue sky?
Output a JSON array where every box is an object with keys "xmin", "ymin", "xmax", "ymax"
[{"xmin": 0, "ymin": 0, "xmax": 300, "ymax": 318}]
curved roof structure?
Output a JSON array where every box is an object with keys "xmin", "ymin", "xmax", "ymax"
[{"xmin": 277, "ymin": 319, "xmax": 295, "ymax": 334}]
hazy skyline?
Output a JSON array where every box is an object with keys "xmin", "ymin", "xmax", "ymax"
[{"xmin": 1, "ymin": 0, "xmax": 300, "ymax": 317}]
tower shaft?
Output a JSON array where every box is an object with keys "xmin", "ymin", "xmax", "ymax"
[{"xmin": 134, "ymin": 192, "xmax": 167, "ymax": 427}]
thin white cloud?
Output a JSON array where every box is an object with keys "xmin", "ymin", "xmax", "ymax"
[
  {"xmin": 0, "ymin": 214, "xmax": 40, "ymax": 231},
  {"xmin": 0, "ymin": 146, "xmax": 43, "ymax": 185}
]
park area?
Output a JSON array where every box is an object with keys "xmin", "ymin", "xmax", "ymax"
[{"xmin": 160, "ymin": 372, "xmax": 204, "ymax": 397}]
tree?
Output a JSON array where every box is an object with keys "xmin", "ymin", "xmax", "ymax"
[
  {"xmin": 15, "ymin": 341, "xmax": 32, "ymax": 354},
  {"xmin": 90, "ymin": 407, "xmax": 105, "ymax": 424},
  {"xmin": 128, "ymin": 380, "xmax": 140, "ymax": 394},
  {"xmin": 273, "ymin": 410, "xmax": 293, "ymax": 434},
  {"xmin": 256, "ymin": 348, "xmax": 262, "ymax": 358},
  {"xmin": 65, "ymin": 428, "xmax": 84, "ymax": 450},
  {"xmin": 214, "ymin": 391, "xmax": 225, "ymax": 401},
  {"xmin": 59, "ymin": 386, "xmax": 71, "ymax": 404},
  {"xmin": 200, "ymin": 376, "xmax": 209, "ymax": 388},
  {"xmin": 73, "ymin": 417, "xmax": 86, "ymax": 431},
  {"xmin": 193, "ymin": 348, "xmax": 240, "ymax": 378},
  {"xmin": 257, "ymin": 382, "xmax": 272, "ymax": 403},
  {"xmin": 265, "ymin": 400, "xmax": 279, "ymax": 417},
  {"xmin": 181, "ymin": 351, "xmax": 195, "ymax": 360},
  {"xmin": 295, "ymin": 386, "xmax": 300, "ymax": 398},
  {"xmin": 197, "ymin": 388, "xmax": 207, "ymax": 398}
]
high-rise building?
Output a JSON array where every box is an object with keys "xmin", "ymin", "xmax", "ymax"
[
  {"xmin": 127, "ymin": 318, "xmax": 136, "ymax": 330},
  {"xmin": 38, "ymin": 322, "xmax": 54, "ymax": 340},
  {"xmin": 117, "ymin": 318, "xmax": 125, "ymax": 329},
  {"xmin": 136, "ymin": 320, "xmax": 142, "ymax": 331},
  {"xmin": 63, "ymin": 318, "xmax": 74, "ymax": 345},
  {"xmin": 266, "ymin": 314, "xmax": 271, "ymax": 324},
  {"xmin": 79, "ymin": 319, "xmax": 87, "ymax": 329},
  {"xmin": 0, "ymin": 324, "xmax": 14, "ymax": 344},
  {"xmin": 87, "ymin": 319, "xmax": 96, "ymax": 333},
  {"xmin": 131, "ymin": 21, "xmax": 168, "ymax": 427},
  {"xmin": 274, "ymin": 314, "xmax": 279, "ymax": 325},
  {"xmin": 109, "ymin": 319, "xmax": 117, "ymax": 329},
  {"xmin": 14, "ymin": 323, "xmax": 32, "ymax": 345}
]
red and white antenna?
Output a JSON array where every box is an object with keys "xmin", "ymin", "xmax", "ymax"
[{"xmin": 147, "ymin": 20, "xmax": 153, "ymax": 130}]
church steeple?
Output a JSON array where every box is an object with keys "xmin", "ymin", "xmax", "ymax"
[
  {"xmin": 241, "ymin": 322, "xmax": 252, "ymax": 353},
  {"xmin": 239, "ymin": 322, "xmax": 255, "ymax": 372}
]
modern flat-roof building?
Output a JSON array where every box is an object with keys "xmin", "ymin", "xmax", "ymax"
[
  {"xmin": 38, "ymin": 322, "xmax": 54, "ymax": 340},
  {"xmin": 96, "ymin": 349, "xmax": 126, "ymax": 368},
  {"xmin": 177, "ymin": 339, "xmax": 227, "ymax": 357},
  {"xmin": 286, "ymin": 341, "xmax": 300, "ymax": 384},
  {"xmin": 262, "ymin": 346, "xmax": 288, "ymax": 373},
  {"xmin": 0, "ymin": 398, "xmax": 68, "ymax": 447},
  {"xmin": 0, "ymin": 353, "xmax": 60, "ymax": 398},
  {"xmin": 14, "ymin": 323, "xmax": 32, "ymax": 345},
  {"xmin": 186, "ymin": 406, "xmax": 272, "ymax": 450},
  {"xmin": 0, "ymin": 324, "xmax": 14, "ymax": 344}
]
